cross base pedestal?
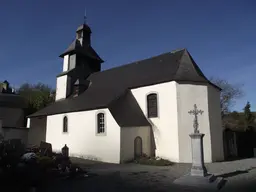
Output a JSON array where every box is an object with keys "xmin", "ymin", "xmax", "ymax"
[
  {"xmin": 173, "ymin": 132, "xmax": 226, "ymax": 190},
  {"xmin": 191, "ymin": 165, "xmax": 208, "ymax": 176}
]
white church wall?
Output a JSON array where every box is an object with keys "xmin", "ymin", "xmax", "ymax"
[
  {"xmin": 176, "ymin": 83, "xmax": 213, "ymax": 163},
  {"xmin": 56, "ymin": 75, "xmax": 68, "ymax": 101},
  {"xmin": 207, "ymin": 85, "xmax": 224, "ymax": 161},
  {"xmin": 46, "ymin": 108, "xmax": 121, "ymax": 163},
  {"xmin": 131, "ymin": 81, "xmax": 180, "ymax": 162},
  {"xmin": 63, "ymin": 55, "xmax": 69, "ymax": 71},
  {"xmin": 27, "ymin": 117, "xmax": 47, "ymax": 147},
  {"xmin": 120, "ymin": 126, "xmax": 151, "ymax": 162}
]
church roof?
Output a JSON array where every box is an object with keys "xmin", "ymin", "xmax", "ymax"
[
  {"xmin": 108, "ymin": 90, "xmax": 151, "ymax": 127},
  {"xmin": 28, "ymin": 49, "xmax": 220, "ymax": 121},
  {"xmin": 59, "ymin": 39, "xmax": 103, "ymax": 62}
]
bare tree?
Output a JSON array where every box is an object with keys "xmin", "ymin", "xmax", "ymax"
[{"xmin": 210, "ymin": 78, "xmax": 244, "ymax": 117}]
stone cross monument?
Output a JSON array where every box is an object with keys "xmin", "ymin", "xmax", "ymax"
[
  {"xmin": 188, "ymin": 104, "xmax": 207, "ymax": 176},
  {"xmin": 173, "ymin": 104, "xmax": 225, "ymax": 190},
  {"xmin": 188, "ymin": 104, "xmax": 203, "ymax": 134}
]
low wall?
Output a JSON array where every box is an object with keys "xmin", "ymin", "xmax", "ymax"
[{"xmin": 0, "ymin": 126, "xmax": 29, "ymax": 145}]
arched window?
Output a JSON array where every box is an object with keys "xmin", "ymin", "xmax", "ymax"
[
  {"xmin": 97, "ymin": 113, "xmax": 105, "ymax": 134},
  {"xmin": 63, "ymin": 116, "xmax": 68, "ymax": 133},
  {"xmin": 147, "ymin": 93, "xmax": 158, "ymax": 118}
]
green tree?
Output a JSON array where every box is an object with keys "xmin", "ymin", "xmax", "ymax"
[
  {"xmin": 243, "ymin": 101, "xmax": 255, "ymax": 130},
  {"xmin": 17, "ymin": 83, "xmax": 55, "ymax": 115},
  {"xmin": 230, "ymin": 111, "xmax": 240, "ymax": 119},
  {"xmin": 210, "ymin": 78, "xmax": 244, "ymax": 117}
]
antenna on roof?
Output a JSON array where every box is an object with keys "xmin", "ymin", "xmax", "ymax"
[{"xmin": 84, "ymin": 7, "xmax": 87, "ymax": 24}]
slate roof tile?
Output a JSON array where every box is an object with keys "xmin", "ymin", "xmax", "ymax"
[{"xmin": 28, "ymin": 49, "xmax": 220, "ymax": 119}]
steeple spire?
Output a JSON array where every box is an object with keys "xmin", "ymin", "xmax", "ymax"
[{"xmin": 84, "ymin": 8, "xmax": 87, "ymax": 24}]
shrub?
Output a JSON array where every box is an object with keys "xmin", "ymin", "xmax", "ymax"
[
  {"xmin": 133, "ymin": 155, "xmax": 174, "ymax": 166},
  {"xmin": 37, "ymin": 156, "xmax": 54, "ymax": 169}
]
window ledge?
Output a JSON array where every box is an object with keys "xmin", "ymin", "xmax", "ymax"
[
  {"xmin": 148, "ymin": 116, "xmax": 159, "ymax": 119},
  {"xmin": 96, "ymin": 133, "xmax": 107, "ymax": 136}
]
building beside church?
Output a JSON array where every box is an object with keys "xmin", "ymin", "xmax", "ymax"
[
  {"xmin": 27, "ymin": 22, "xmax": 224, "ymax": 163},
  {"xmin": 0, "ymin": 81, "xmax": 28, "ymax": 144}
]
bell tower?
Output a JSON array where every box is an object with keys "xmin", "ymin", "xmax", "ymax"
[
  {"xmin": 55, "ymin": 20, "xmax": 103, "ymax": 101},
  {"xmin": 76, "ymin": 24, "xmax": 91, "ymax": 47}
]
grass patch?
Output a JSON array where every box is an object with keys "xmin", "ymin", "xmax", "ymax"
[{"xmin": 133, "ymin": 155, "xmax": 174, "ymax": 166}]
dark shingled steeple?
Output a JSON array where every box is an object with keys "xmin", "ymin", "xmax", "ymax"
[{"xmin": 59, "ymin": 24, "xmax": 103, "ymax": 63}]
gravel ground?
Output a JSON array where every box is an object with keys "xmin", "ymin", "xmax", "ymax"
[{"xmin": 44, "ymin": 158, "xmax": 256, "ymax": 192}]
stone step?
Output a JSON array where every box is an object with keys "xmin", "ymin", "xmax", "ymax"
[
  {"xmin": 215, "ymin": 177, "xmax": 225, "ymax": 190},
  {"xmin": 207, "ymin": 175, "xmax": 225, "ymax": 189}
]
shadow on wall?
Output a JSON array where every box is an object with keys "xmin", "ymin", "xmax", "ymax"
[
  {"xmin": 207, "ymin": 85, "xmax": 224, "ymax": 162},
  {"xmin": 147, "ymin": 118, "xmax": 157, "ymax": 157},
  {"xmin": 27, "ymin": 117, "xmax": 47, "ymax": 147}
]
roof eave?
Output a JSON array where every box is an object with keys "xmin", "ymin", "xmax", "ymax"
[
  {"xmin": 59, "ymin": 49, "xmax": 104, "ymax": 63},
  {"xmin": 208, "ymin": 81, "xmax": 222, "ymax": 91},
  {"xmin": 27, "ymin": 105, "xmax": 109, "ymax": 118},
  {"xmin": 59, "ymin": 49, "xmax": 76, "ymax": 58}
]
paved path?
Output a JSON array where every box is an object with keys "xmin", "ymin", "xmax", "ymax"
[{"xmin": 44, "ymin": 158, "xmax": 256, "ymax": 192}]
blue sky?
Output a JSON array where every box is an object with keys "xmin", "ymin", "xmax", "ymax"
[{"xmin": 0, "ymin": 0, "xmax": 255, "ymax": 111}]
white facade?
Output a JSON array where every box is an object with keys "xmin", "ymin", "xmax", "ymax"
[
  {"xmin": 46, "ymin": 109, "xmax": 121, "ymax": 163},
  {"xmin": 131, "ymin": 81, "xmax": 223, "ymax": 163},
  {"xmin": 29, "ymin": 81, "xmax": 223, "ymax": 163},
  {"xmin": 120, "ymin": 126, "xmax": 151, "ymax": 162},
  {"xmin": 55, "ymin": 55, "xmax": 70, "ymax": 101},
  {"xmin": 29, "ymin": 110, "xmax": 153, "ymax": 163},
  {"xmin": 55, "ymin": 75, "xmax": 68, "ymax": 101},
  {"xmin": 176, "ymin": 83, "xmax": 224, "ymax": 163},
  {"xmin": 62, "ymin": 55, "xmax": 69, "ymax": 71},
  {"xmin": 26, "ymin": 24, "xmax": 225, "ymax": 164},
  {"xmin": 131, "ymin": 81, "xmax": 180, "ymax": 162}
]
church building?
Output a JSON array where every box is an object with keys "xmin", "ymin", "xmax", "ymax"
[{"xmin": 27, "ymin": 22, "xmax": 224, "ymax": 163}]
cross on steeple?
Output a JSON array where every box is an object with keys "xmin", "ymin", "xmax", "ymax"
[
  {"xmin": 188, "ymin": 104, "xmax": 204, "ymax": 133},
  {"xmin": 84, "ymin": 8, "xmax": 87, "ymax": 24}
]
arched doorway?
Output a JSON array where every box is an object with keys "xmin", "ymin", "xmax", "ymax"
[{"xmin": 134, "ymin": 136, "xmax": 142, "ymax": 158}]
